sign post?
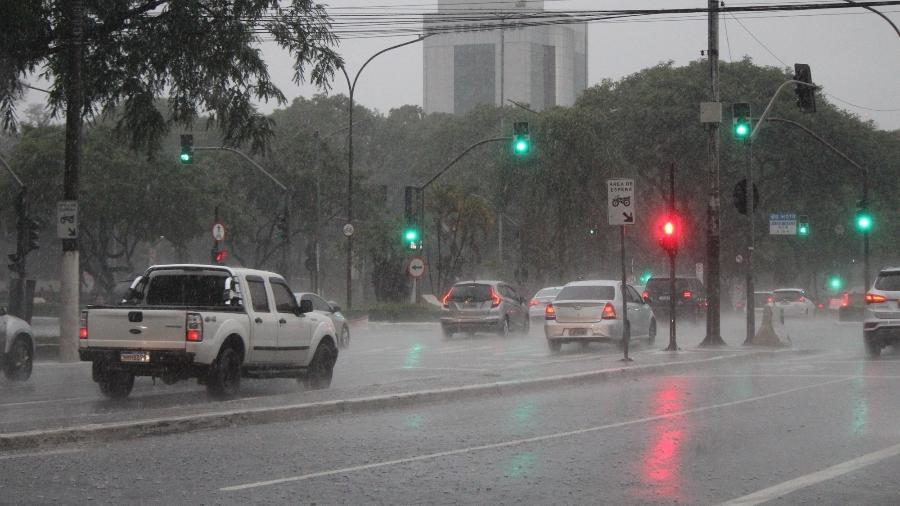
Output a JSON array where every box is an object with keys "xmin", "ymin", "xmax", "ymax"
[
  {"xmin": 608, "ymin": 178, "xmax": 635, "ymax": 362},
  {"xmin": 407, "ymin": 256, "xmax": 427, "ymax": 304}
]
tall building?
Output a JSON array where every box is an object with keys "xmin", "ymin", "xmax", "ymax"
[{"xmin": 423, "ymin": 0, "xmax": 588, "ymax": 115}]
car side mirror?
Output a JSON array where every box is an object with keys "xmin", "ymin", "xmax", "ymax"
[
  {"xmin": 298, "ymin": 299, "xmax": 313, "ymax": 315},
  {"xmin": 329, "ymin": 303, "xmax": 341, "ymax": 313}
]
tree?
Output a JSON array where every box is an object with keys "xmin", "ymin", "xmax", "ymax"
[{"xmin": 1, "ymin": 1, "xmax": 341, "ymax": 152}]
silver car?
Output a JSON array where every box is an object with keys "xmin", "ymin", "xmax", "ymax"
[
  {"xmin": 544, "ymin": 280, "xmax": 656, "ymax": 352},
  {"xmin": 0, "ymin": 308, "xmax": 35, "ymax": 381},
  {"xmin": 772, "ymin": 288, "xmax": 816, "ymax": 318},
  {"xmin": 440, "ymin": 280, "xmax": 529, "ymax": 338},
  {"xmin": 863, "ymin": 267, "xmax": 900, "ymax": 358},
  {"xmin": 528, "ymin": 286, "xmax": 563, "ymax": 321},
  {"xmin": 294, "ymin": 292, "xmax": 350, "ymax": 349}
]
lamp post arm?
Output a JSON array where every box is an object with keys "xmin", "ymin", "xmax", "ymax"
[
  {"xmin": 843, "ymin": 0, "xmax": 900, "ymax": 37},
  {"xmin": 0, "ymin": 154, "xmax": 25, "ymax": 187},
  {"xmin": 765, "ymin": 117, "xmax": 868, "ymax": 200},
  {"xmin": 749, "ymin": 79, "xmax": 818, "ymax": 141},
  {"xmin": 350, "ymin": 34, "xmax": 431, "ymax": 93},
  {"xmin": 195, "ymin": 146, "xmax": 288, "ymax": 192},
  {"xmin": 420, "ymin": 137, "xmax": 511, "ymax": 190}
]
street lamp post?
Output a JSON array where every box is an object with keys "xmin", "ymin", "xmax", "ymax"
[{"xmin": 338, "ymin": 34, "xmax": 431, "ymax": 310}]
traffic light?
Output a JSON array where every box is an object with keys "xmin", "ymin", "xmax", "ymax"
[
  {"xmin": 276, "ymin": 213, "xmax": 288, "ymax": 240},
  {"xmin": 797, "ymin": 215, "xmax": 809, "ymax": 237},
  {"xmin": 214, "ymin": 248, "xmax": 228, "ymax": 264},
  {"xmin": 856, "ymin": 209, "xmax": 873, "ymax": 232},
  {"xmin": 793, "ymin": 64, "xmax": 816, "ymax": 113},
  {"xmin": 403, "ymin": 227, "xmax": 420, "ymax": 250},
  {"xmin": 512, "ymin": 121, "xmax": 530, "ymax": 156},
  {"xmin": 588, "ymin": 227, "xmax": 597, "ymax": 236},
  {"xmin": 639, "ymin": 270, "xmax": 653, "ymax": 285},
  {"xmin": 828, "ymin": 275, "xmax": 843, "ymax": 291},
  {"xmin": 657, "ymin": 215, "xmax": 680, "ymax": 254},
  {"xmin": 7, "ymin": 253, "xmax": 24, "ymax": 275},
  {"xmin": 179, "ymin": 134, "xmax": 194, "ymax": 164},
  {"xmin": 732, "ymin": 178, "xmax": 760, "ymax": 215},
  {"xmin": 732, "ymin": 102, "xmax": 751, "ymax": 141}
]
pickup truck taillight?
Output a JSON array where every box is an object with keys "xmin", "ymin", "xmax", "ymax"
[
  {"xmin": 79, "ymin": 311, "xmax": 88, "ymax": 339},
  {"xmin": 186, "ymin": 313, "xmax": 203, "ymax": 342}
]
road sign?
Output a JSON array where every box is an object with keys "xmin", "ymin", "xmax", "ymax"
[
  {"xmin": 769, "ymin": 212, "xmax": 797, "ymax": 235},
  {"xmin": 407, "ymin": 256, "xmax": 427, "ymax": 278},
  {"xmin": 607, "ymin": 178, "xmax": 635, "ymax": 226},
  {"xmin": 212, "ymin": 223, "xmax": 225, "ymax": 241},
  {"xmin": 56, "ymin": 200, "xmax": 78, "ymax": 239},
  {"xmin": 696, "ymin": 262, "xmax": 704, "ymax": 283},
  {"xmin": 342, "ymin": 223, "xmax": 355, "ymax": 237}
]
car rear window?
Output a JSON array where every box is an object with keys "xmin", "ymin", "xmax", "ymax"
[
  {"xmin": 534, "ymin": 287, "xmax": 561, "ymax": 298},
  {"xmin": 754, "ymin": 293, "xmax": 772, "ymax": 305},
  {"xmin": 449, "ymin": 284, "xmax": 491, "ymax": 302},
  {"xmin": 774, "ymin": 290, "xmax": 804, "ymax": 302},
  {"xmin": 874, "ymin": 272, "xmax": 900, "ymax": 291},
  {"xmin": 556, "ymin": 285, "xmax": 615, "ymax": 301},
  {"xmin": 645, "ymin": 278, "xmax": 699, "ymax": 295},
  {"xmin": 143, "ymin": 272, "xmax": 230, "ymax": 306}
]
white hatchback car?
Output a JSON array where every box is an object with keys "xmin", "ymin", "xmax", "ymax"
[
  {"xmin": 772, "ymin": 288, "xmax": 816, "ymax": 318},
  {"xmin": 863, "ymin": 267, "xmax": 900, "ymax": 358},
  {"xmin": 544, "ymin": 280, "xmax": 656, "ymax": 352},
  {"xmin": 528, "ymin": 286, "xmax": 562, "ymax": 321}
]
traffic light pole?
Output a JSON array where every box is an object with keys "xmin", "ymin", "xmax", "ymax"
[
  {"xmin": 743, "ymin": 141, "xmax": 756, "ymax": 345},
  {"xmin": 620, "ymin": 225, "xmax": 632, "ymax": 362},
  {"xmin": 666, "ymin": 162, "xmax": 678, "ymax": 352}
]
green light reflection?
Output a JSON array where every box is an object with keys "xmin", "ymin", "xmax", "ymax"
[
  {"xmin": 505, "ymin": 451, "xmax": 536, "ymax": 479},
  {"xmin": 403, "ymin": 343, "xmax": 423, "ymax": 369}
]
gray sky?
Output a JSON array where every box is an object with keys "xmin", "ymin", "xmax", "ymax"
[
  {"xmin": 260, "ymin": 0, "xmax": 899, "ymax": 130},
  {"xmin": 19, "ymin": 1, "xmax": 899, "ymax": 130}
]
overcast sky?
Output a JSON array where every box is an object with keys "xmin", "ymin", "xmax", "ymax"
[
  {"xmin": 258, "ymin": 0, "xmax": 899, "ymax": 130},
  {"xmin": 19, "ymin": 1, "xmax": 899, "ymax": 130}
]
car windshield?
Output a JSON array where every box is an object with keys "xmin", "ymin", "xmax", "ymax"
[
  {"xmin": 774, "ymin": 290, "xmax": 804, "ymax": 302},
  {"xmin": 534, "ymin": 287, "xmax": 561, "ymax": 299},
  {"xmin": 556, "ymin": 285, "xmax": 615, "ymax": 301},
  {"xmin": 874, "ymin": 272, "xmax": 900, "ymax": 291},
  {"xmin": 645, "ymin": 278, "xmax": 695, "ymax": 295},
  {"xmin": 449, "ymin": 284, "xmax": 492, "ymax": 302}
]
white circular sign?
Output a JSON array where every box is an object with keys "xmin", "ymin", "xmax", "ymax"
[
  {"xmin": 735, "ymin": 254, "xmax": 743, "ymax": 264},
  {"xmin": 212, "ymin": 223, "xmax": 226, "ymax": 241},
  {"xmin": 342, "ymin": 223, "xmax": 355, "ymax": 237},
  {"xmin": 407, "ymin": 257, "xmax": 427, "ymax": 278}
]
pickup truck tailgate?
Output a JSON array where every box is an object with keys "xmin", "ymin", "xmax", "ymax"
[{"xmin": 85, "ymin": 308, "xmax": 188, "ymax": 350}]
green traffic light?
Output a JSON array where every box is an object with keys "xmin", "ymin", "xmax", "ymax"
[
  {"xmin": 828, "ymin": 276, "xmax": 843, "ymax": 291},
  {"xmin": 640, "ymin": 271, "xmax": 652, "ymax": 284},
  {"xmin": 734, "ymin": 123, "xmax": 750, "ymax": 139},
  {"xmin": 404, "ymin": 229, "xmax": 418, "ymax": 241},
  {"xmin": 798, "ymin": 224, "xmax": 809, "ymax": 236},
  {"xmin": 180, "ymin": 152, "xmax": 192, "ymax": 163},
  {"xmin": 513, "ymin": 139, "xmax": 530, "ymax": 155},
  {"xmin": 856, "ymin": 213, "xmax": 872, "ymax": 232}
]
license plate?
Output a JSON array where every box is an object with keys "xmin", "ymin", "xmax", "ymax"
[
  {"xmin": 658, "ymin": 295, "xmax": 670, "ymax": 301},
  {"xmin": 120, "ymin": 351, "xmax": 150, "ymax": 363},
  {"xmin": 569, "ymin": 328, "xmax": 588, "ymax": 337}
]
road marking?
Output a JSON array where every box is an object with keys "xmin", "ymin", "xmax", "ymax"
[
  {"xmin": 719, "ymin": 441, "xmax": 900, "ymax": 506},
  {"xmin": 399, "ymin": 366, "xmax": 491, "ymax": 373},
  {"xmin": 220, "ymin": 377, "xmax": 851, "ymax": 492},
  {"xmin": 0, "ymin": 448, "xmax": 84, "ymax": 460},
  {"xmin": 0, "ymin": 396, "xmax": 93, "ymax": 408},
  {"xmin": 431, "ymin": 345, "xmax": 495, "ymax": 355}
]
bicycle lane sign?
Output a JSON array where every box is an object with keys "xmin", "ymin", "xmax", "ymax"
[{"xmin": 607, "ymin": 178, "xmax": 635, "ymax": 226}]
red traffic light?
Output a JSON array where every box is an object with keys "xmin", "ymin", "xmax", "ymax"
[
  {"xmin": 215, "ymin": 249, "xmax": 228, "ymax": 264},
  {"xmin": 657, "ymin": 215, "xmax": 681, "ymax": 253}
]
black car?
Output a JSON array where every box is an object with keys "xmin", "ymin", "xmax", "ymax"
[{"xmin": 643, "ymin": 277, "xmax": 707, "ymax": 323}]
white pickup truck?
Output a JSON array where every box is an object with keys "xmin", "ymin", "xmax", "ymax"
[{"xmin": 79, "ymin": 265, "xmax": 338, "ymax": 399}]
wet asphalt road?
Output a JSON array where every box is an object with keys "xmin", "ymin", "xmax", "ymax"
[{"xmin": 4, "ymin": 313, "xmax": 897, "ymax": 504}]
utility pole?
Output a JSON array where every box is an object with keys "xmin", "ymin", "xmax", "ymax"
[
  {"xmin": 743, "ymin": 141, "xmax": 756, "ymax": 344},
  {"xmin": 59, "ymin": 0, "xmax": 85, "ymax": 362},
  {"xmin": 701, "ymin": 0, "xmax": 726, "ymax": 347}
]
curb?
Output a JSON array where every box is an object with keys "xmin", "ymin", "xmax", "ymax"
[{"xmin": 0, "ymin": 348, "xmax": 793, "ymax": 452}]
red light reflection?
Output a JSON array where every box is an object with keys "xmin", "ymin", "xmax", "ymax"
[{"xmin": 635, "ymin": 377, "xmax": 690, "ymax": 501}]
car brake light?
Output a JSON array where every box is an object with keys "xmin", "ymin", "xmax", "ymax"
[
  {"xmin": 602, "ymin": 302, "xmax": 617, "ymax": 320},
  {"xmin": 767, "ymin": 296, "xmax": 774, "ymax": 304},
  {"xmin": 490, "ymin": 287, "xmax": 502, "ymax": 308},
  {"xmin": 866, "ymin": 293, "xmax": 888, "ymax": 304},
  {"xmin": 841, "ymin": 293, "xmax": 849, "ymax": 307},
  {"xmin": 442, "ymin": 289, "xmax": 453, "ymax": 308},
  {"xmin": 79, "ymin": 311, "xmax": 88, "ymax": 339},
  {"xmin": 186, "ymin": 312, "xmax": 203, "ymax": 342},
  {"xmin": 798, "ymin": 296, "xmax": 807, "ymax": 303},
  {"xmin": 529, "ymin": 298, "xmax": 539, "ymax": 306},
  {"xmin": 642, "ymin": 290, "xmax": 650, "ymax": 301},
  {"xmin": 682, "ymin": 290, "xmax": 692, "ymax": 300},
  {"xmin": 545, "ymin": 303, "xmax": 556, "ymax": 320}
]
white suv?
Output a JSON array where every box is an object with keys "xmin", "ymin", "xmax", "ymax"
[{"xmin": 863, "ymin": 267, "xmax": 900, "ymax": 358}]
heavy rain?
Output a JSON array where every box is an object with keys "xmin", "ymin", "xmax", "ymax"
[{"xmin": 1, "ymin": 1, "xmax": 898, "ymax": 504}]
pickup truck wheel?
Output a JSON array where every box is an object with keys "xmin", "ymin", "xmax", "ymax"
[
  {"xmin": 3, "ymin": 337, "xmax": 33, "ymax": 381},
  {"xmin": 99, "ymin": 370, "xmax": 135, "ymax": 399},
  {"xmin": 207, "ymin": 346, "xmax": 242, "ymax": 399},
  {"xmin": 304, "ymin": 341, "xmax": 337, "ymax": 390}
]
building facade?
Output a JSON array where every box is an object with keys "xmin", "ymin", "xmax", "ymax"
[{"xmin": 423, "ymin": 0, "xmax": 587, "ymax": 115}]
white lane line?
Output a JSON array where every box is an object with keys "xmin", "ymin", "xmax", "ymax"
[
  {"xmin": 0, "ymin": 448, "xmax": 85, "ymax": 460},
  {"xmin": 400, "ymin": 366, "xmax": 491, "ymax": 373},
  {"xmin": 0, "ymin": 396, "xmax": 94, "ymax": 408},
  {"xmin": 719, "ymin": 441, "xmax": 900, "ymax": 506},
  {"xmin": 430, "ymin": 345, "xmax": 495, "ymax": 355},
  {"xmin": 220, "ymin": 376, "xmax": 852, "ymax": 492}
]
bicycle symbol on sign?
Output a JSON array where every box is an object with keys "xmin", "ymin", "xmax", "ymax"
[{"xmin": 611, "ymin": 196, "xmax": 631, "ymax": 207}]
